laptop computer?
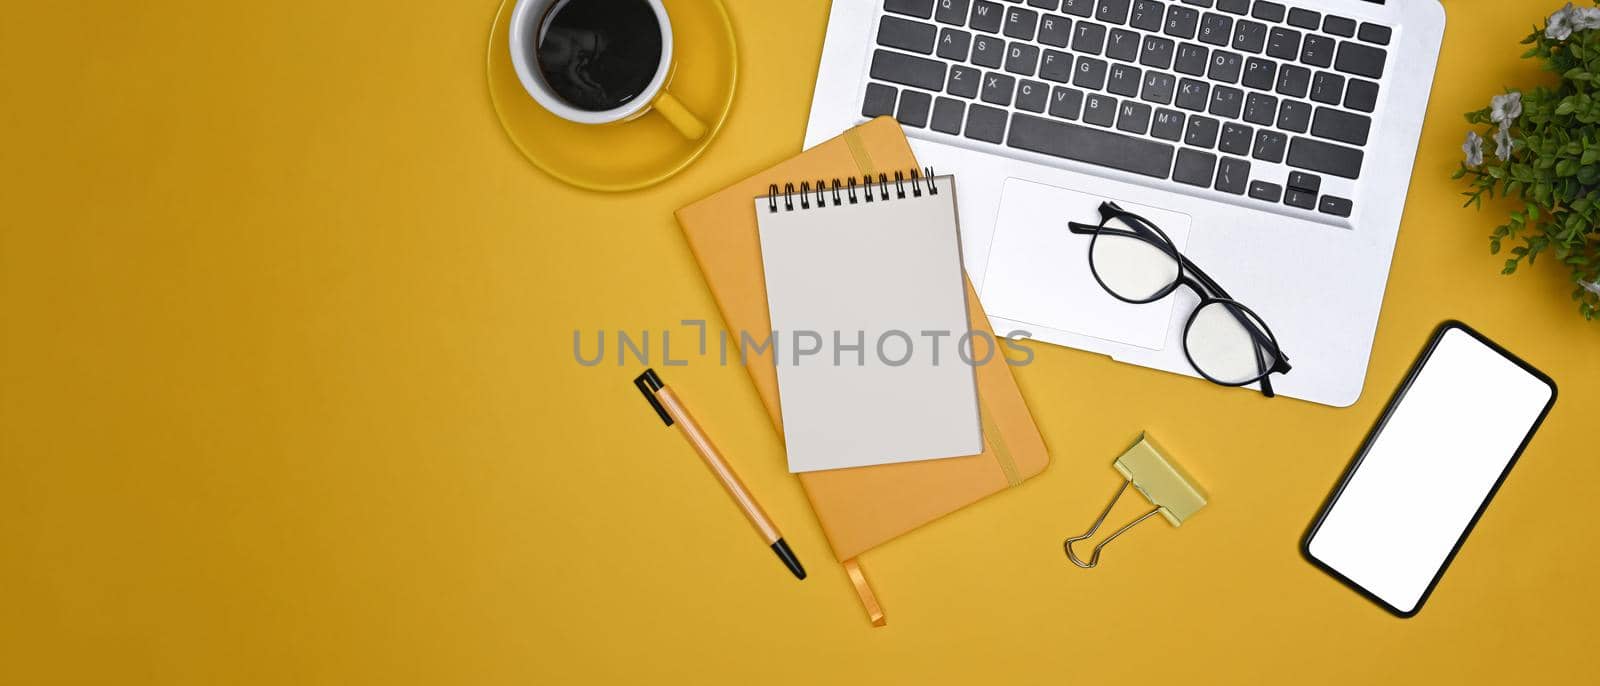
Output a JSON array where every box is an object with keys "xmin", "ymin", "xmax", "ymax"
[{"xmin": 804, "ymin": 0, "xmax": 1446, "ymax": 407}]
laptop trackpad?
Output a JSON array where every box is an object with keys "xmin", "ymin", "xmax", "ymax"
[{"xmin": 979, "ymin": 178, "xmax": 1193, "ymax": 351}]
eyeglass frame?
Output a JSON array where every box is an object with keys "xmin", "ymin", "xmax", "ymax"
[{"xmin": 1067, "ymin": 201, "xmax": 1292, "ymax": 398}]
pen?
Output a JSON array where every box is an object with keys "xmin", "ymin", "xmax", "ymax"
[{"xmin": 634, "ymin": 369, "xmax": 806, "ymax": 580}]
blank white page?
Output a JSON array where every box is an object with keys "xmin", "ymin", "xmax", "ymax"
[
  {"xmin": 754, "ymin": 175, "xmax": 982, "ymax": 473},
  {"xmin": 1307, "ymin": 327, "xmax": 1554, "ymax": 614}
]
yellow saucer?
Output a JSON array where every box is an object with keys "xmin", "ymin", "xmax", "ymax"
[{"xmin": 487, "ymin": 0, "xmax": 737, "ymax": 192}]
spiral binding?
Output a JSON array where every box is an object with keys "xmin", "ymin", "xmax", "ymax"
[{"xmin": 767, "ymin": 167, "xmax": 938, "ymax": 213}]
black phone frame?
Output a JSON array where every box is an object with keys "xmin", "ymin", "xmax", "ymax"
[{"xmin": 1300, "ymin": 320, "xmax": 1558, "ymax": 618}]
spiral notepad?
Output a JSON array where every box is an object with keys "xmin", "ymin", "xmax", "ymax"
[{"xmin": 754, "ymin": 169, "xmax": 982, "ymax": 473}]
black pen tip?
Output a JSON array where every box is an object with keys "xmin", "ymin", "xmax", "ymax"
[{"xmin": 771, "ymin": 539, "xmax": 806, "ymax": 580}]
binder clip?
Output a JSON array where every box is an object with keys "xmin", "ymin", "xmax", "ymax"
[{"xmin": 1064, "ymin": 433, "xmax": 1207, "ymax": 568}]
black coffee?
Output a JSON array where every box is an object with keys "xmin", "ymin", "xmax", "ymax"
[{"xmin": 534, "ymin": 0, "xmax": 663, "ymax": 112}]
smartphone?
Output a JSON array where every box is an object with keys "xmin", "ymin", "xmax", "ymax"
[{"xmin": 1302, "ymin": 322, "xmax": 1557, "ymax": 617}]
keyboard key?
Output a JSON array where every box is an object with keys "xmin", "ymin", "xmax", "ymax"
[
  {"xmin": 1140, "ymin": 35, "xmax": 1176, "ymax": 68},
  {"xmin": 1335, "ymin": 41, "xmax": 1387, "ymax": 79},
  {"xmin": 1199, "ymin": 13, "xmax": 1233, "ymax": 46},
  {"xmin": 1176, "ymin": 78, "xmax": 1210, "ymax": 110},
  {"xmin": 879, "ymin": 16, "xmax": 939, "ymax": 54},
  {"xmin": 982, "ymin": 72, "xmax": 1017, "ymax": 104},
  {"xmin": 1084, "ymin": 93, "xmax": 1119, "ymax": 126},
  {"xmin": 887, "ymin": 0, "xmax": 936, "ymax": 19},
  {"xmin": 1208, "ymin": 50, "xmax": 1243, "ymax": 83},
  {"xmin": 1243, "ymin": 92, "xmax": 1276, "ymax": 124},
  {"xmin": 1061, "ymin": 0, "xmax": 1096, "ymax": 18},
  {"xmin": 897, "ymin": 89, "xmax": 933, "ymax": 126},
  {"xmin": 1050, "ymin": 85, "xmax": 1085, "ymax": 118},
  {"xmin": 1248, "ymin": 180, "xmax": 1282, "ymax": 202},
  {"xmin": 1118, "ymin": 100, "xmax": 1153, "ymax": 133},
  {"xmin": 1219, "ymin": 122, "xmax": 1253, "ymax": 154},
  {"xmin": 1217, "ymin": 0, "xmax": 1249, "ymax": 16},
  {"xmin": 1017, "ymin": 79, "xmax": 1050, "ymax": 111},
  {"xmin": 1276, "ymin": 64, "xmax": 1310, "ymax": 97},
  {"xmin": 1310, "ymin": 71, "xmax": 1344, "ymax": 105},
  {"xmin": 1074, "ymin": 56, "xmax": 1109, "ymax": 89},
  {"xmin": 1041, "ymin": 49, "xmax": 1074, "ymax": 81},
  {"xmin": 1266, "ymin": 27, "xmax": 1300, "ymax": 60},
  {"xmin": 965, "ymin": 103, "xmax": 1008, "ymax": 142},
  {"xmin": 1287, "ymin": 7, "xmax": 1319, "ymax": 29},
  {"xmin": 1252, "ymin": 1, "xmax": 1284, "ymax": 22},
  {"xmin": 1174, "ymin": 148, "xmax": 1218, "ymax": 187},
  {"xmin": 1312, "ymin": 106, "xmax": 1372, "ymax": 145},
  {"xmin": 1097, "ymin": 0, "xmax": 1133, "ymax": 24},
  {"xmin": 1209, "ymin": 85, "xmax": 1243, "ymax": 118},
  {"xmin": 1277, "ymin": 99, "xmax": 1311, "ymax": 132},
  {"xmin": 1142, "ymin": 71, "xmax": 1177, "ymax": 103},
  {"xmin": 973, "ymin": 35, "xmax": 1005, "ymax": 67},
  {"xmin": 1007, "ymin": 112, "xmax": 1176, "ymax": 177},
  {"xmin": 972, "ymin": 1, "xmax": 1006, "ymax": 32},
  {"xmin": 1130, "ymin": 0, "xmax": 1166, "ymax": 31},
  {"xmin": 937, "ymin": 0, "xmax": 972, "ymax": 25},
  {"xmin": 1107, "ymin": 28, "xmax": 1141, "ymax": 61},
  {"xmin": 1344, "ymin": 78, "xmax": 1379, "ymax": 112},
  {"xmin": 1181, "ymin": 0, "xmax": 1214, "ymax": 6},
  {"xmin": 1029, "ymin": 0, "xmax": 1061, "ymax": 9},
  {"xmin": 1358, "ymin": 23, "xmax": 1392, "ymax": 46},
  {"xmin": 1287, "ymin": 171, "xmax": 1320, "ymax": 192},
  {"xmin": 872, "ymin": 50, "xmax": 947, "ymax": 90},
  {"xmin": 1006, "ymin": 42, "xmax": 1042, "ymax": 74},
  {"xmin": 1040, "ymin": 13, "xmax": 1074, "ymax": 46},
  {"xmin": 1242, "ymin": 57, "xmax": 1276, "ymax": 90},
  {"xmin": 1301, "ymin": 34, "xmax": 1335, "ymax": 68},
  {"xmin": 1323, "ymin": 15, "xmax": 1356, "ymax": 37},
  {"xmin": 938, "ymin": 28, "xmax": 973, "ymax": 60},
  {"xmin": 1252, "ymin": 129, "xmax": 1287, "ymax": 162},
  {"xmin": 1284, "ymin": 187, "xmax": 1316, "ymax": 209},
  {"xmin": 931, "ymin": 96, "xmax": 966, "ymax": 133},
  {"xmin": 948, "ymin": 64, "xmax": 981, "ymax": 97},
  {"xmin": 1152, "ymin": 108, "xmax": 1186, "ymax": 140},
  {"xmin": 1288, "ymin": 137, "xmax": 1363, "ymax": 178},
  {"xmin": 1215, "ymin": 156, "xmax": 1251, "ymax": 194},
  {"xmin": 1233, "ymin": 20, "xmax": 1268, "ymax": 53},
  {"xmin": 1319, "ymin": 195, "xmax": 1353, "ymax": 217},
  {"xmin": 1005, "ymin": 6, "xmax": 1041, "ymax": 38},
  {"xmin": 1248, "ymin": 128, "xmax": 1286, "ymax": 160},
  {"xmin": 863, "ymin": 82, "xmax": 898, "ymax": 117},
  {"xmin": 1108, "ymin": 64, "xmax": 1142, "ymax": 96},
  {"xmin": 1176, "ymin": 42, "xmax": 1209, "ymax": 75},
  {"xmin": 1074, "ymin": 21, "xmax": 1108, "ymax": 53},
  {"xmin": 1165, "ymin": 6, "xmax": 1200, "ymax": 38},
  {"xmin": 1185, "ymin": 115, "xmax": 1220, "ymax": 147}
]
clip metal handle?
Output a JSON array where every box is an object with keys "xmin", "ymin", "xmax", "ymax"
[{"xmin": 1063, "ymin": 479, "xmax": 1162, "ymax": 569}]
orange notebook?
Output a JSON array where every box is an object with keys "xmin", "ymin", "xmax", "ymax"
[{"xmin": 675, "ymin": 117, "xmax": 1049, "ymax": 623}]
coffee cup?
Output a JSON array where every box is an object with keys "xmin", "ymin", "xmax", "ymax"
[{"xmin": 509, "ymin": 0, "xmax": 706, "ymax": 140}]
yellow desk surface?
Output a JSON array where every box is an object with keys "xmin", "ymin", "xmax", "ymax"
[{"xmin": 3, "ymin": 1, "xmax": 1598, "ymax": 683}]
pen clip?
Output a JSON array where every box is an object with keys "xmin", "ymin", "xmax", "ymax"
[{"xmin": 634, "ymin": 368, "xmax": 673, "ymax": 427}]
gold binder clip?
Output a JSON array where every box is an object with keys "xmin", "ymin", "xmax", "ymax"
[{"xmin": 1064, "ymin": 433, "xmax": 1207, "ymax": 569}]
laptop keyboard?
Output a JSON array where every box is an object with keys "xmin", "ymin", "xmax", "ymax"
[{"xmin": 863, "ymin": 0, "xmax": 1394, "ymax": 221}]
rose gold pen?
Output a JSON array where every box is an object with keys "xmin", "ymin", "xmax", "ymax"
[{"xmin": 634, "ymin": 369, "xmax": 806, "ymax": 580}]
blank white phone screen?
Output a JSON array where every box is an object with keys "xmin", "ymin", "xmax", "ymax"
[{"xmin": 1307, "ymin": 328, "xmax": 1553, "ymax": 614}]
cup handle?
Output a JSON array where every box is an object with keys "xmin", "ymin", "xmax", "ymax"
[{"xmin": 652, "ymin": 91, "xmax": 707, "ymax": 140}]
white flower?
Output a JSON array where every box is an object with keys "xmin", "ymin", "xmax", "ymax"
[
  {"xmin": 1490, "ymin": 91, "xmax": 1523, "ymax": 127},
  {"xmin": 1547, "ymin": 3, "xmax": 1576, "ymax": 40},
  {"xmin": 1584, "ymin": 280, "xmax": 1600, "ymax": 296},
  {"xmin": 1463, "ymin": 130, "xmax": 1485, "ymax": 166},
  {"xmin": 1574, "ymin": 7, "xmax": 1600, "ymax": 30},
  {"xmin": 1494, "ymin": 126, "xmax": 1515, "ymax": 161}
]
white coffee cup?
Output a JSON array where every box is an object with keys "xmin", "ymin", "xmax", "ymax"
[{"xmin": 509, "ymin": 0, "xmax": 706, "ymax": 139}]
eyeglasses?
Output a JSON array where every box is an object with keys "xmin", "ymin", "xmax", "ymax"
[{"xmin": 1068, "ymin": 201, "xmax": 1292, "ymax": 397}]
